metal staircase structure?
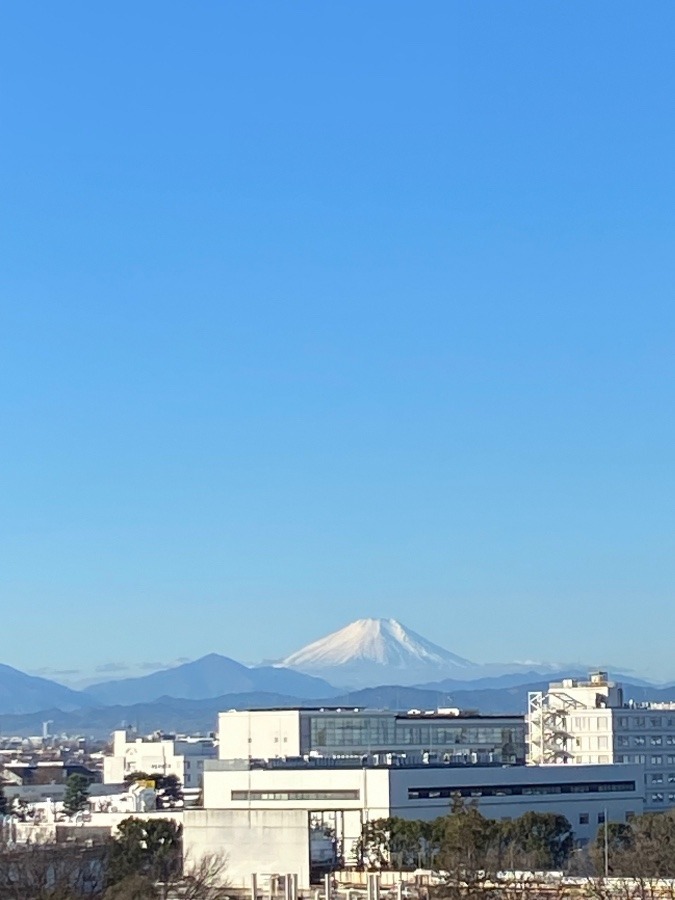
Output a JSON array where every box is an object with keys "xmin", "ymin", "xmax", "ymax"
[{"xmin": 527, "ymin": 690, "xmax": 586, "ymax": 765}]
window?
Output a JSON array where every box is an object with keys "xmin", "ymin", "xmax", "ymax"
[
  {"xmin": 579, "ymin": 813, "xmax": 589, "ymax": 825},
  {"xmin": 407, "ymin": 780, "xmax": 636, "ymax": 800},
  {"xmin": 598, "ymin": 813, "xmax": 605, "ymax": 824},
  {"xmin": 651, "ymin": 793, "xmax": 664, "ymax": 803},
  {"xmin": 651, "ymin": 736, "xmax": 663, "ymax": 746},
  {"xmin": 651, "ymin": 717, "xmax": 663, "ymax": 728},
  {"xmin": 231, "ymin": 789, "xmax": 360, "ymax": 801},
  {"xmin": 634, "ymin": 736, "xmax": 646, "ymax": 747},
  {"xmin": 667, "ymin": 736, "xmax": 675, "ymax": 746},
  {"xmin": 617, "ymin": 736, "xmax": 629, "ymax": 747},
  {"xmin": 618, "ymin": 717, "xmax": 628, "ymax": 728},
  {"xmin": 651, "ymin": 756, "xmax": 663, "ymax": 766},
  {"xmin": 651, "ymin": 774, "xmax": 664, "ymax": 784},
  {"xmin": 598, "ymin": 736, "xmax": 608, "ymax": 750},
  {"xmin": 637, "ymin": 717, "xmax": 646, "ymax": 727},
  {"xmin": 667, "ymin": 756, "xmax": 675, "ymax": 766}
]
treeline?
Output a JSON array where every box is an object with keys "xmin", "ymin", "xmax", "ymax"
[
  {"xmin": 358, "ymin": 799, "xmax": 675, "ymax": 883},
  {"xmin": 0, "ymin": 818, "xmax": 228, "ymax": 900},
  {"xmin": 356, "ymin": 797, "xmax": 574, "ymax": 871},
  {"xmin": 599, "ymin": 810, "xmax": 675, "ymax": 878}
]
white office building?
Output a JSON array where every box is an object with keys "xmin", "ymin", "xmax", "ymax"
[
  {"xmin": 217, "ymin": 707, "xmax": 526, "ymax": 765},
  {"xmin": 182, "ymin": 704, "xmax": 645, "ymax": 886},
  {"xmin": 203, "ymin": 756, "xmax": 643, "ymax": 843},
  {"xmin": 103, "ymin": 730, "xmax": 216, "ymax": 794},
  {"xmin": 528, "ymin": 671, "xmax": 675, "ymax": 811},
  {"xmin": 184, "ymin": 754, "xmax": 643, "ymax": 886}
]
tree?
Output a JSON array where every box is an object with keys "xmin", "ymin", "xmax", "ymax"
[
  {"xmin": 0, "ymin": 842, "xmax": 108, "ymax": 899},
  {"xmin": 103, "ymin": 873, "xmax": 157, "ymax": 900},
  {"xmin": 108, "ymin": 817, "xmax": 183, "ymax": 888},
  {"xmin": 591, "ymin": 810, "xmax": 675, "ymax": 879},
  {"xmin": 123, "ymin": 771, "xmax": 154, "ymax": 786},
  {"xmin": 355, "ymin": 816, "xmax": 442, "ymax": 870},
  {"xmin": 436, "ymin": 796, "xmax": 502, "ymax": 899},
  {"xmin": 0, "ymin": 784, "xmax": 9, "ymax": 817},
  {"xmin": 354, "ymin": 818, "xmax": 391, "ymax": 868},
  {"xmin": 176, "ymin": 853, "xmax": 230, "ymax": 900},
  {"xmin": 156, "ymin": 773, "xmax": 183, "ymax": 809},
  {"xmin": 63, "ymin": 773, "xmax": 91, "ymax": 816},
  {"xmin": 504, "ymin": 811, "xmax": 573, "ymax": 870}
]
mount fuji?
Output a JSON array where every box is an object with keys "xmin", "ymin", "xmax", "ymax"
[{"xmin": 279, "ymin": 618, "xmax": 477, "ymax": 688}]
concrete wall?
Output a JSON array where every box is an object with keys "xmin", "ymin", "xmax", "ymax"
[
  {"xmin": 183, "ymin": 807, "xmax": 310, "ymax": 888},
  {"xmin": 218, "ymin": 711, "xmax": 302, "ymax": 760}
]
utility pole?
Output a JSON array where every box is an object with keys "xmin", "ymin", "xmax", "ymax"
[{"xmin": 604, "ymin": 807, "xmax": 609, "ymax": 878}]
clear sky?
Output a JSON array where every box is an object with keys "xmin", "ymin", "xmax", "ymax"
[{"xmin": 2, "ymin": 2, "xmax": 675, "ymax": 684}]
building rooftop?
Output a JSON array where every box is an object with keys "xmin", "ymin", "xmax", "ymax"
[
  {"xmin": 220, "ymin": 707, "xmax": 522, "ymax": 720},
  {"xmin": 206, "ymin": 754, "xmax": 516, "ymax": 772}
]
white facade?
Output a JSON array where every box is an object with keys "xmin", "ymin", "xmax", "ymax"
[
  {"xmin": 527, "ymin": 672, "xmax": 675, "ymax": 811},
  {"xmin": 103, "ymin": 730, "xmax": 216, "ymax": 791},
  {"xmin": 200, "ymin": 758, "xmax": 644, "ymax": 852},
  {"xmin": 218, "ymin": 710, "xmax": 303, "ymax": 760}
]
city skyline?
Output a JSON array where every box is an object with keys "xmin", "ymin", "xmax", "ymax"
[{"xmin": 3, "ymin": 3, "xmax": 675, "ymax": 681}]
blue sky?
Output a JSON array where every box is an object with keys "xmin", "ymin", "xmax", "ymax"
[{"xmin": 2, "ymin": 2, "xmax": 675, "ymax": 682}]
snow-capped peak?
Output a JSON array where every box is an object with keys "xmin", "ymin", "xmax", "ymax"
[{"xmin": 280, "ymin": 618, "xmax": 474, "ymax": 687}]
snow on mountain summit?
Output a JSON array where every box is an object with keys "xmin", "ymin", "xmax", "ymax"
[{"xmin": 280, "ymin": 618, "xmax": 474, "ymax": 687}]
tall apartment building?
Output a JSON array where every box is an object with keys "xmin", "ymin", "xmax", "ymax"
[{"xmin": 527, "ymin": 671, "xmax": 675, "ymax": 811}]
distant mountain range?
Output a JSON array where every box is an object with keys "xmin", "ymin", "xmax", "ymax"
[
  {"xmin": 0, "ymin": 617, "xmax": 665, "ymax": 735},
  {"xmin": 5, "ymin": 678, "xmax": 675, "ymax": 740},
  {"xmin": 0, "ymin": 663, "xmax": 96, "ymax": 715},
  {"xmin": 85, "ymin": 654, "xmax": 338, "ymax": 705}
]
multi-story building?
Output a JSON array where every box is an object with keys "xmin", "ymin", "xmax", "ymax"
[
  {"xmin": 182, "ymin": 706, "xmax": 645, "ymax": 886},
  {"xmin": 202, "ymin": 755, "xmax": 643, "ymax": 847},
  {"xmin": 527, "ymin": 671, "xmax": 675, "ymax": 811},
  {"xmin": 103, "ymin": 730, "xmax": 216, "ymax": 795},
  {"xmin": 218, "ymin": 708, "xmax": 526, "ymax": 765}
]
